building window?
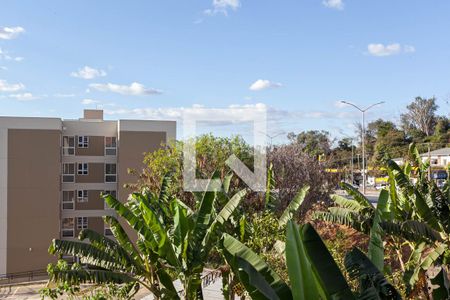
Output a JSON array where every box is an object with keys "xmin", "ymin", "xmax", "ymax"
[
  {"xmin": 63, "ymin": 163, "xmax": 75, "ymax": 182},
  {"xmin": 105, "ymin": 163, "xmax": 117, "ymax": 182},
  {"xmin": 78, "ymin": 136, "xmax": 89, "ymax": 148},
  {"xmin": 62, "ymin": 218, "xmax": 74, "ymax": 238},
  {"xmin": 103, "ymin": 190, "xmax": 117, "ymax": 209},
  {"xmin": 105, "ymin": 137, "xmax": 117, "ymax": 156},
  {"xmin": 77, "ymin": 190, "xmax": 88, "ymax": 203},
  {"xmin": 62, "ymin": 136, "xmax": 75, "ymax": 156},
  {"xmin": 62, "ymin": 191, "xmax": 75, "ymax": 210},
  {"xmin": 77, "ymin": 163, "xmax": 88, "ymax": 175},
  {"xmin": 77, "ymin": 217, "xmax": 88, "ymax": 230},
  {"xmin": 104, "ymin": 224, "xmax": 113, "ymax": 236}
]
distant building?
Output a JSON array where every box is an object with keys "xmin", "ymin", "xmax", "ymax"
[
  {"xmin": 0, "ymin": 110, "xmax": 176, "ymax": 274},
  {"xmin": 392, "ymin": 147, "xmax": 450, "ymax": 168}
]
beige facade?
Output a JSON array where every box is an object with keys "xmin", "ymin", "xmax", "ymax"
[{"xmin": 0, "ymin": 110, "xmax": 176, "ymax": 275}]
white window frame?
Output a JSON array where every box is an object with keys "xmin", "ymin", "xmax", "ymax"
[
  {"xmin": 62, "ymin": 190, "xmax": 75, "ymax": 210},
  {"xmin": 103, "ymin": 190, "xmax": 117, "ymax": 209},
  {"xmin": 78, "ymin": 136, "xmax": 89, "ymax": 148},
  {"xmin": 77, "ymin": 190, "xmax": 88, "ymax": 203},
  {"xmin": 105, "ymin": 163, "xmax": 117, "ymax": 183},
  {"xmin": 62, "ymin": 136, "xmax": 75, "ymax": 156},
  {"xmin": 77, "ymin": 217, "xmax": 88, "ymax": 230},
  {"xmin": 62, "ymin": 163, "xmax": 75, "ymax": 183},
  {"xmin": 62, "ymin": 218, "xmax": 75, "ymax": 238},
  {"xmin": 77, "ymin": 163, "xmax": 89, "ymax": 175},
  {"xmin": 105, "ymin": 137, "xmax": 117, "ymax": 156}
]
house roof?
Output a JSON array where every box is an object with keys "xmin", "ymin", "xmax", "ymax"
[{"xmin": 420, "ymin": 147, "xmax": 450, "ymax": 157}]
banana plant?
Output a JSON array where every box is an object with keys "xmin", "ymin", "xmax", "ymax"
[
  {"xmin": 314, "ymin": 143, "xmax": 450, "ymax": 297},
  {"xmin": 220, "ymin": 220, "xmax": 400, "ymax": 300},
  {"xmin": 47, "ymin": 174, "xmax": 247, "ymax": 300}
]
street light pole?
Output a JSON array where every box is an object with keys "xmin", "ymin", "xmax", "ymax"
[
  {"xmin": 259, "ymin": 131, "xmax": 285, "ymax": 148},
  {"xmin": 340, "ymin": 100, "xmax": 385, "ymax": 195}
]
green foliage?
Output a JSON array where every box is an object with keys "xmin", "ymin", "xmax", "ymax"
[
  {"xmin": 46, "ymin": 173, "xmax": 247, "ymax": 300},
  {"xmin": 315, "ymin": 143, "xmax": 450, "ymax": 298},
  {"xmin": 138, "ymin": 134, "xmax": 254, "ymax": 199},
  {"xmin": 221, "ymin": 220, "xmax": 399, "ymax": 300}
]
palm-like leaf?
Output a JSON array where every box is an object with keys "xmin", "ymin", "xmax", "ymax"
[
  {"xmin": 278, "ymin": 185, "xmax": 310, "ymax": 228},
  {"xmin": 345, "ymin": 248, "xmax": 401, "ymax": 300},
  {"xmin": 367, "ymin": 190, "xmax": 388, "ymax": 272},
  {"xmin": 297, "ymin": 222, "xmax": 355, "ymax": 299},
  {"xmin": 220, "ymin": 233, "xmax": 293, "ymax": 300},
  {"xmin": 340, "ymin": 182, "xmax": 373, "ymax": 210},
  {"xmin": 380, "ymin": 220, "xmax": 443, "ymax": 244}
]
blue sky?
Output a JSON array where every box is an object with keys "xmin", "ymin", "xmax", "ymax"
[{"xmin": 0, "ymin": 0, "xmax": 449, "ymax": 143}]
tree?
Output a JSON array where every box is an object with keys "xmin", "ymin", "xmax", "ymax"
[
  {"xmin": 130, "ymin": 134, "xmax": 254, "ymax": 207},
  {"xmin": 431, "ymin": 116, "xmax": 450, "ymax": 146},
  {"xmin": 401, "ymin": 97, "xmax": 438, "ymax": 137},
  {"xmin": 268, "ymin": 143, "xmax": 338, "ymax": 215},
  {"xmin": 368, "ymin": 119, "xmax": 408, "ymax": 167},
  {"xmin": 287, "ymin": 130, "xmax": 332, "ymax": 158},
  {"xmin": 46, "ymin": 174, "xmax": 247, "ymax": 299}
]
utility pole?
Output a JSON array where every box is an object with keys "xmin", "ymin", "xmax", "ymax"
[{"xmin": 340, "ymin": 101, "xmax": 385, "ymax": 195}]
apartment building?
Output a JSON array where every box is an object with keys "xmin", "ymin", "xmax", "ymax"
[{"xmin": 0, "ymin": 110, "xmax": 176, "ymax": 274}]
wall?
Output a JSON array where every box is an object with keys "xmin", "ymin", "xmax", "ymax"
[{"xmin": 7, "ymin": 129, "xmax": 61, "ymax": 273}]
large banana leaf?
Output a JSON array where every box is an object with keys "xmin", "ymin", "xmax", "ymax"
[
  {"xmin": 367, "ymin": 190, "xmax": 388, "ymax": 272},
  {"xmin": 404, "ymin": 243, "xmax": 447, "ymax": 291},
  {"xmin": 49, "ymin": 268, "xmax": 136, "ymax": 285},
  {"xmin": 49, "ymin": 239, "xmax": 123, "ymax": 271},
  {"xmin": 298, "ymin": 222, "xmax": 355, "ymax": 299},
  {"xmin": 387, "ymin": 160, "xmax": 441, "ymax": 231},
  {"xmin": 332, "ymin": 194, "xmax": 364, "ymax": 212},
  {"xmin": 202, "ymin": 189, "xmax": 247, "ymax": 254},
  {"xmin": 103, "ymin": 216, "xmax": 144, "ymax": 266},
  {"xmin": 380, "ymin": 220, "xmax": 443, "ymax": 244},
  {"xmin": 78, "ymin": 229, "xmax": 138, "ymax": 272},
  {"xmin": 173, "ymin": 202, "xmax": 189, "ymax": 261},
  {"xmin": 278, "ymin": 185, "xmax": 310, "ymax": 228},
  {"xmin": 340, "ymin": 182, "xmax": 373, "ymax": 209},
  {"xmin": 345, "ymin": 248, "xmax": 401, "ymax": 300},
  {"xmin": 138, "ymin": 201, "xmax": 179, "ymax": 267},
  {"xmin": 220, "ymin": 233, "xmax": 292, "ymax": 300},
  {"xmin": 104, "ymin": 194, "xmax": 159, "ymax": 250},
  {"xmin": 285, "ymin": 221, "xmax": 319, "ymax": 300},
  {"xmin": 313, "ymin": 208, "xmax": 371, "ymax": 234}
]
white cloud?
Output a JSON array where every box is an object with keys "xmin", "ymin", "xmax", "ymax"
[
  {"xmin": 0, "ymin": 79, "xmax": 25, "ymax": 92},
  {"xmin": 249, "ymin": 79, "xmax": 282, "ymax": 91},
  {"xmin": 89, "ymin": 82, "xmax": 162, "ymax": 96},
  {"xmin": 204, "ymin": 0, "xmax": 240, "ymax": 15},
  {"xmin": 323, "ymin": 0, "xmax": 344, "ymax": 10},
  {"xmin": 0, "ymin": 48, "xmax": 24, "ymax": 62},
  {"xmin": 367, "ymin": 43, "xmax": 415, "ymax": 57},
  {"xmin": 8, "ymin": 93, "xmax": 37, "ymax": 101},
  {"xmin": 404, "ymin": 45, "xmax": 416, "ymax": 53},
  {"xmin": 81, "ymin": 98, "xmax": 99, "ymax": 105},
  {"xmin": 71, "ymin": 66, "xmax": 107, "ymax": 79},
  {"xmin": 0, "ymin": 66, "xmax": 7, "ymax": 71},
  {"xmin": 0, "ymin": 27, "xmax": 25, "ymax": 40},
  {"xmin": 54, "ymin": 93, "xmax": 76, "ymax": 98}
]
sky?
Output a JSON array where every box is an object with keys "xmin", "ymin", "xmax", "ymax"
[{"xmin": 0, "ymin": 0, "xmax": 449, "ymax": 143}]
